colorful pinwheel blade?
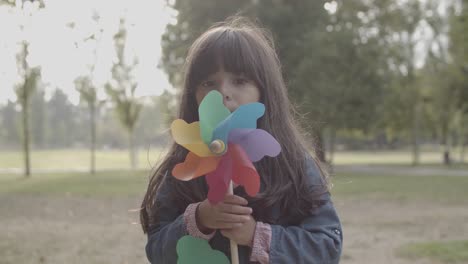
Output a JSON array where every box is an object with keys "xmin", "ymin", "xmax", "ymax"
[
  {"xmin": 212, "ymin": 102, "xmax": 265, "ymax": 144},
  {"xmin": 229, "ymin": 144, "xmax": 260, "ymax": 197},
  {"xmin": 176, "ymin": 236, "xmax": 230, "ymax": 264},
  {"xmin": 172, "ymin": 152, "xmax": 221, "ymax": 181},
  {"xmin": 228, "ymin": 128, "xmax": 281, "ymax": 162},
  {"xmin": 171, "ymin": 119, "xmax": 213, "ymax": 157},
  {"xmin": 198, "ymin": 91, "xmax": 231, "ymax": 145},
  {"xmin": 206, "ymin": 152, "xmax": 232, "ymax": 204}
]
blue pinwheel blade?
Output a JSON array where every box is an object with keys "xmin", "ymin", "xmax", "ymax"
[{"xmin": 212, "ymin": 102, "xmax": 265, "ymax": 144}]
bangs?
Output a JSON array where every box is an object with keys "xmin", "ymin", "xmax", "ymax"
[{"xmin": 187, "ymin": 29, "xmax": 263, "ymax": 91}]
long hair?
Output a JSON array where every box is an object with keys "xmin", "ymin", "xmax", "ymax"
[{"xmin": 141, "ymin": 16, "xmax": 329, "ymax": 233}]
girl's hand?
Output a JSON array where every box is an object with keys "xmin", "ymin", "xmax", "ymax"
[
  {"xmin": 220, "ymin": 215, "xmax": 256, "ymax": 247},
  {"xmin": 196, "ymin": 194, "xmax": 252, "ymax": 233}
]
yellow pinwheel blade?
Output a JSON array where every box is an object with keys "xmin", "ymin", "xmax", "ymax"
[{"xmin": 171, "ymin": 119, "xmax": 213, "ymax": 157}]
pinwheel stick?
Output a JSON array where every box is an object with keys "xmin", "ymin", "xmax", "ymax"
[{"xmin": 228, "ymin": 180, "xmax": 240, "ymax": 264}]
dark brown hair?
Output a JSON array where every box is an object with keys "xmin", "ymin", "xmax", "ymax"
[{"xmin": 140, "ymin": 16, "xmax": 329, "ymax": 233}]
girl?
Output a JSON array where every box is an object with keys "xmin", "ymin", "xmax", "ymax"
[{"xmin": 140, "ymin": 16, "xmax": 343, "ymax": 264}]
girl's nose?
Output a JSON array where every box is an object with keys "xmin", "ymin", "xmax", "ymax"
[
  {"xmin": 218, "ymin": 80, "xmax": 233, "ymax": 101},
  {"xmin": 217, "ymin": 81, "xmax": 237, "ymax": 112}
]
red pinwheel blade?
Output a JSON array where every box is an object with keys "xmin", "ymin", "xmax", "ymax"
[
  {"xmin": 206, "ymin": 152, "xmax": 232, "ymax": 204},
  {"xmin": 230, "ymin": 144, "xmax": 260, "ymax": 197}
]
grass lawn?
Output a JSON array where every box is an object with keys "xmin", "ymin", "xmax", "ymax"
[
  {"xmin": 0, "ymin": 170, "xmax": 150, "ymax": 197},
  {"xmin": 1, "ymin": 149, "xmax": 467, "ymax": 171},
  {"xmin": 0, "ymin": 148, "xmax": 165, "ymax": 171},
  {"xmin": 331, "ymin": 173, "xmax": 468, "ymax": 204},
  {"xmin": 397, "ymin": 240, "xmax": 468, "ymax": 263},
  {"xmin": 2, "ymin": 170, "xmax": 468, "ymax": 204}
]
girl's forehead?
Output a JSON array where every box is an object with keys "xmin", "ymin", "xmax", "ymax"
[
  {"xmin": 198, "ymin": 58, "xmax": 246, "ymax": 79},
  {"xmin": 204, "ymin": 66, "xmax": 244, "ymax": 77}
]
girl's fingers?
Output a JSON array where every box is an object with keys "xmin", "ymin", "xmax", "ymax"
[
  {"xmin": 223, "ymin": 194, "xmax": 248, "ymax": 205},
  {"xmin": 218, "ymin": 212, "xmax": 250, "ymax": 223},
  {"xmin": 219, "ymin": 203, "xmax": 252, "ymax": 215},
  {"xmin": 214, "ymin": 222, "xmax": 243, "ymax": 229}
]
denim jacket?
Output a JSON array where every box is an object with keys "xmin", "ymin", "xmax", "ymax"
[{"xmin": 145, "ymin": 157, "xmax": 343, "ymax": 263}]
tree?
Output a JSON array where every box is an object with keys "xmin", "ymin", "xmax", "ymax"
[
  {"xmin": 156, "ymin": 90, "xmax": 177, "ymax": 128},
  {"xmin": 106, "ymin": 18, "xmax": 143, "ymax": 170},
  {"xmin": 75, "ymin": 76, "xmax": 100, "ymax": 173},
  {"xmin": 73, "ymin": 11, "xmax": 104, "ymax": 174},
  {"xmin": 291, "ymin": 0, "xmax": 388, "ymax": 164},
  {"xmin": 448, "ymin": 0, "xmax": 468, "ymax": 163},
  {"xmin": 30, "ymin": 86, "xmax": 46, "ymax": 148},
  {"xmin": 46, "ymin": 89, "xmax": 76, "ymax": 148},
  {"xmin": 15, "ymin": 41, "xmax": 41, "ymax": 176},
  {"xmin": 0, "ymin": 101, "xmax": 19, "ymax": 148}
]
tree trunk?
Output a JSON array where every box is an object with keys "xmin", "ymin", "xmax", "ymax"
[
  {"xmin": 129, "ymin": 131, "xmax": 137, "ymax": 170},
  {"xmin": 90, "ymin": 103, "xmax": 96, "ymax": 174},
  {"xmin": 443, "ymin": 143, "xmax": 451, "ymax": 166},
  {"xmin": 461, "ymin": 142, "xmax": 466, "ymax": 164},
  {"xmin": 411, "ymin": 102, "xmax": 420, "ymax": 166},
  {"xmin": 441, "ymin": 114, "xmax": 451, "ymax": 166},
  {"xmin": 22, "ymin": 102, "xmax": 31, "ymax": 177},
  {"xmin": 314, "ymin": 128, "xmax": 326, "ymax": 164},
  {"xmin": 460, "ymin": 121, "xmax": 466, "ymax": 164}
]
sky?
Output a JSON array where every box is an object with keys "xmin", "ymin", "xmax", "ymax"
[{"xmin": 0, "ymin": 0, "xmax": 176, "ymax": 105}]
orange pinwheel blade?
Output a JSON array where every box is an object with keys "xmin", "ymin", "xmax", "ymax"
[
  {"xmin": 172, "ymin": 152, "xmax": 221, "ymax": 181},
  {"xmin": 171, "ymin": 119, "xmax": 214, "ymax": 157}
]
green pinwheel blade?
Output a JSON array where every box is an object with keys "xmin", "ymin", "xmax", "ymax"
[
  {"xmin": 198, "ymin": 91, "xmax": 231, "ymax": 145},
  {"xmin": 176, "ymin": 235, "xmax": 230, "ymax": 264}
]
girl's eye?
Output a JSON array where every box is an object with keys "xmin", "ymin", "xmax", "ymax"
[
  {"xmin": 200, "ymin": 80, "xmax": 215, "ymax": 88},
  {"xmin": 233, "ymin": 78, "xmax": 248, "ymax": 86}
]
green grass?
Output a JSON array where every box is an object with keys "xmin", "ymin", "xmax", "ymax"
[
  {"xmin": 1, "ymin": 149, "xmax": 466, "ymax": 171},
  {"xmin": 0, "ymin": 170, "xmax": 150, "ymax": 197},
  {"xmin": 331, "ymin": 173, "xmax": 468, "ymax": 204},
  {"xmin": 0, "ymin": 148, "xmax": 165, "ymax": 170},
  {"xmin": 2, "ymin": 169, "xmax": 468, "ymax": 204},
  {"xmin": 397, "ymin": 240, "xmax": 468, "ymax": 263}
]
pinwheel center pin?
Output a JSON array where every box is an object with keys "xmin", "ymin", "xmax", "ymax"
[{"xmin": 209, "ymin": 139, "xmax": 226, "ymax": 155}]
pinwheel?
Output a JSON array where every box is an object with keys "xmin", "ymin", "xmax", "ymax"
[{"xmin": 171, "ymin": 90, "xmax": 281, "ymax": 263}]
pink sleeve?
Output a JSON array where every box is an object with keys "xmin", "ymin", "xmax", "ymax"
[
  {"xmin": 250, "ymin": 221, "xmax": 272, "ymax": 263},
  {"xmin": 183, "ymin": 202, "xmax": 216, "ymax": 240}
]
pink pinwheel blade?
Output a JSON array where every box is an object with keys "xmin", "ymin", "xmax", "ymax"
[
  {"xmin": 228, "ymin": 129, "xmax": 281, "ymax": 162},
  {"xmin": 230, "ymin": 144, "xmax": 260, "ymax": 197},
  {"xmin": 206, "ymin": 152, "xmax": 232, "ymax": 204}
]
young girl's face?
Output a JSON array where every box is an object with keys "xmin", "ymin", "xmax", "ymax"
[{"xmin": 195, "ymin": 67, "xmax": 260, "ymax": 112}]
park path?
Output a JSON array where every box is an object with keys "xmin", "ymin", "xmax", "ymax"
[
  {"xmin": 1, "ymin": 165, "xmax": 467, "ymax": 176},
  {"xmin": 333, "ymin": 165, "xmax": 468, "ymax": 177}
]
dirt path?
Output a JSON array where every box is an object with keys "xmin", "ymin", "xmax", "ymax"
[
  {"xmin": 334, "ymin": 165, "xmax": 468, "ymax": 177},
  {"xmin": 335, "ymin": 198, "xmax": 468, "ymax": 264},
  {"xmin": 0, "ymin": 194, "xmax": 147, "ymax": 264},
  {"xmin": 1, "ymin": 194, "xmax": 466, "ymax": 264}
]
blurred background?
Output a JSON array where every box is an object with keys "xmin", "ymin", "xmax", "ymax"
[{"xmin": 0, "ymin": 0, "xmax": 467, "ymax": 263}]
